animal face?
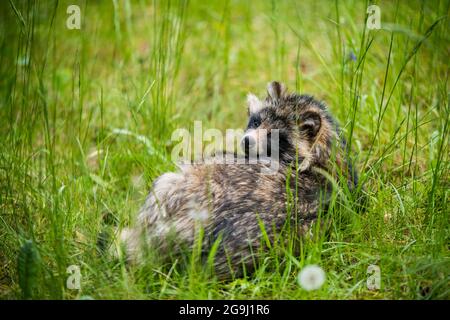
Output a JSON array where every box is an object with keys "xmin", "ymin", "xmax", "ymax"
[
  {"xmin": 241, "ymin": 102, "xmax": 294, "ymax": 161},
  {"xmin": 241, "ymin": 81, "xmax": 338, "ymax": 171}
]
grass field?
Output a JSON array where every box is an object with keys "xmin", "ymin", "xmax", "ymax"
[{"xmin": 0, "ymin": 0, "xmax": 448, "ymax": 300}]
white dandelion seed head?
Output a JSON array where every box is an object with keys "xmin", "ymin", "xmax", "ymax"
[{"xmin": 298, "ymin": 265, "xmax": 326, "ymax": 291}]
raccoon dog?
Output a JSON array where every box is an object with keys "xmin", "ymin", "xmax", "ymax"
[{"xmin": 118, "ymin": 81, "xmax": 357, "ymax": 278}]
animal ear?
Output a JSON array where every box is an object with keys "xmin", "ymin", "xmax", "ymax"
[
  {"xmin": 300, "ymin": 111, "xmax": 322, "ymax": 138},
  {"xmin": 247, "ymin": 93, "xmax": 263, "ymax": 114},
  {"xmin": 266, "ymin": 81, "xmax": 287, "ymax": 101}
]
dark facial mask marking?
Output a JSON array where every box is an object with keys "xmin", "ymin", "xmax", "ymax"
[{"xmin": 247, "ymin": 114, "xmax": 262, "ymax": 129}]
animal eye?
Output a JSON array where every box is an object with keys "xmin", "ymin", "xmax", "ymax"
[{"xmin": 248, "ymin": 115, "xmax": 262, "ymax": 129}]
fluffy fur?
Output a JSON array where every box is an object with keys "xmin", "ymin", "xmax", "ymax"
[{"xmin": 118, "ymin": 81, "xmax": 357, "ymax": 278}]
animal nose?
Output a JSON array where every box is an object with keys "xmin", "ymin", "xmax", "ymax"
[{"xmin": 241, "ymin": 135, "xmax": 256, "ymax": 151}]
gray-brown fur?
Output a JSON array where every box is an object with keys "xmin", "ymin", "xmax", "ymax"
[{"xmin": 119, "ymin": 81, "xmax": 357, "ymax": 279}]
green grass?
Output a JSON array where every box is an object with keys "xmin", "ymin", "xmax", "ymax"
[{"xmin": 0, "ymin": 0, "xmax": 448, "ymax": 299}]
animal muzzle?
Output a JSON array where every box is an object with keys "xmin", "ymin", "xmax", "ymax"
[
  {"xmin": 241, "ymin": 134, "xmax": 256, "ymax": 154},
  {"xmin": 241, "ymin": 129, "xmax": 267, "ymax": 156}
]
